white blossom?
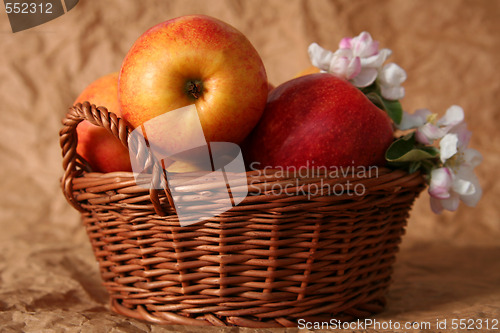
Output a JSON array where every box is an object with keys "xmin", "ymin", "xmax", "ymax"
[
  {"xmin": 378, "ymin": 63, "xmax": 407, "ymax": 100},
  {"xmin": 428, "ymin": 123, "xmax": 482, "ymax": 213},
  {"xmin": 308, "ymin": 32, "xmax": 394, "ymax": 88}
]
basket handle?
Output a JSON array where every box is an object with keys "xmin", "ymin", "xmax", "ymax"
[{"xmin": 59, "ymin": 101, "xmax": 173, "ymax": 216}]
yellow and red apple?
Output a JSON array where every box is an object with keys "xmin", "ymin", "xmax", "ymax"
[
  {"xmin": 118, "ymin": 15, "xmax": 268, "ymax": 163},
  {"xmin": 75, "ymin": 72, "xmax": 132, "ymax": 173},
  {"xmin": 243, "ymin": 73, "xmax": 394, "ymax": 168}
]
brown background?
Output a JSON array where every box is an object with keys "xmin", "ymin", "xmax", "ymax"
[{"xmin": 0, "ymin": 0, "xmax": 499, "ymax": 332}]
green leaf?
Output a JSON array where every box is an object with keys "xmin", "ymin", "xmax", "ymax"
[
  {"xmin": 385, "ymin": 134, "xmax": 415, "ymax": 161},
  {"xmin": 419, "ymin": 146, "xmax": 440, "ymax": 156},
  {"xmin": 385, "ymin": 135, "xmax": 439, "ymax": 163},
  {"xmin": 365, "ymin": 92, "xmax": 403, "ymax": 125},
  {"xmin": 408, "ymin": 161, "xmax": 422, "ymax": 174},
  {"xmin": 387, "ymin": 147, "xmax": 439, "ymax": 163},
  {"xmin": 360, "ymin": 83, "xmax": 379, "ymax": 96},
  {"xmin": 366, "ymin": 92, "xmax": 385, "ymax": 110},
  {"xmin": 382, "ymin": 98, "xmax": 403, "ymax": 125}
]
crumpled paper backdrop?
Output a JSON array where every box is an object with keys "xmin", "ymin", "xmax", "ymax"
[{"xmin": 0, "ymin": 0, "xmax": 499, "ymax": 332}]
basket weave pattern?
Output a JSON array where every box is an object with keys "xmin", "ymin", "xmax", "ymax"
[{"xmin": 60, "ymin": 103, "xmax": 425, "ymax": 327}]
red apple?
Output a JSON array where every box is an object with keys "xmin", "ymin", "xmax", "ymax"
[
  {"xmin": 243, "ymin": 73, "xmax": 394, "ymax": 168},
  {"xmin": 118, "ymin": 15, "xmax": 268, "ymax": 162},
  {"xmin": 75, "ymin": 72, "xmax": 132, "ymax": 173}
]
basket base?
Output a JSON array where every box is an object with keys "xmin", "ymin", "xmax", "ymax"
[{"xmin": 110, "ymin": 296, "xmax": 387, "ymax": 328}]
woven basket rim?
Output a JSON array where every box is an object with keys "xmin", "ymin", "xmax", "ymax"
[{"xmin": 60, "ymin": 102, "xmax": 426, "ymax": 211}]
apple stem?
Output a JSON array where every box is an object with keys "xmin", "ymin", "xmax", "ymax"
[{"xmin": 186, "ymin": 80, "xmax": 203, "ymax": 99}]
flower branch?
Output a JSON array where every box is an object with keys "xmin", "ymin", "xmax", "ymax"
[{"xmin": 307, "ymin": 32, "xmax": 483, "ymax": 214}]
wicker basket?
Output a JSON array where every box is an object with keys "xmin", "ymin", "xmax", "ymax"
[{"xmin": 60, "ymin": 102, "xmax": 426, "ymax": 327}]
